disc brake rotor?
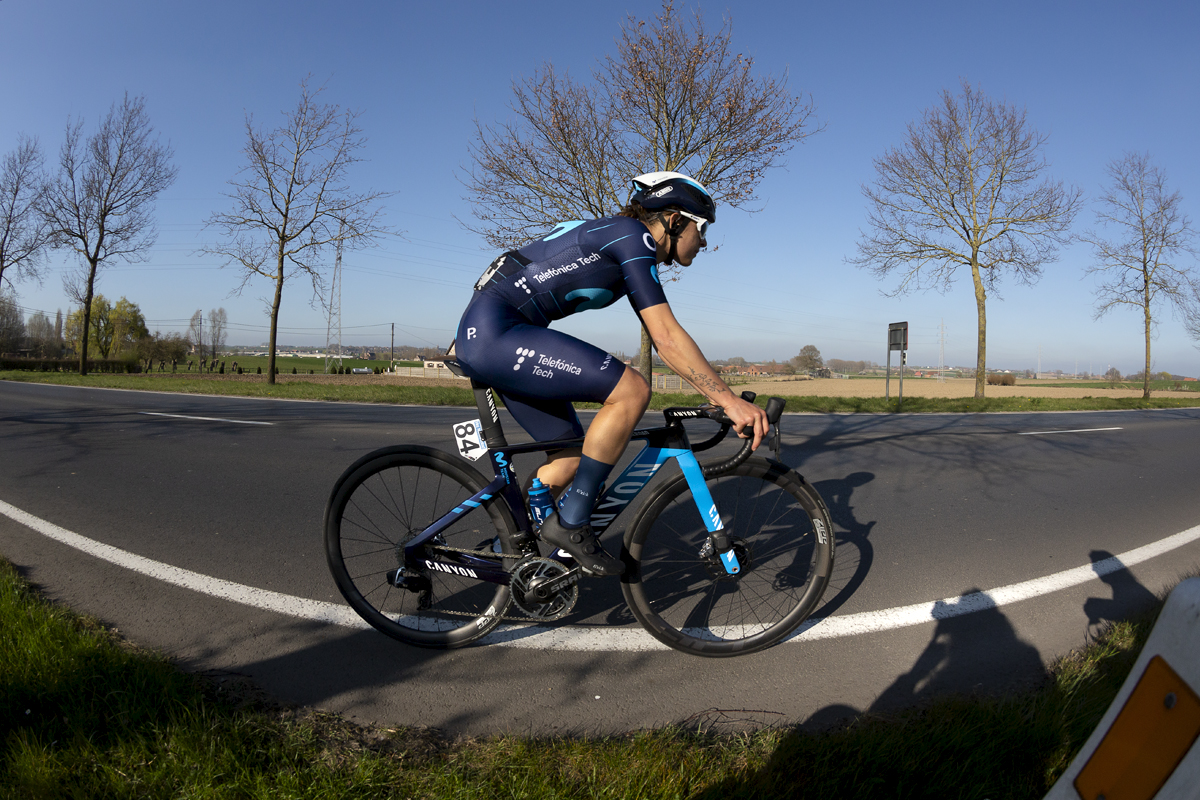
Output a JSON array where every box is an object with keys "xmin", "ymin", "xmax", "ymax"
[{"xmin": 704, "ymin": 537, "xmax": 753, "ymax": 582}]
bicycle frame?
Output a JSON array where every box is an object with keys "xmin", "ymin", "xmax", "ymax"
[{"xmin": 401, "ymin": 413, "xmax": 741, "ymax": 584}]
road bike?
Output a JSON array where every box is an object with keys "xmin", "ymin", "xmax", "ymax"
[{"xmin": 323, "ymin": 372, "xmax": 835, "ymax": 657}]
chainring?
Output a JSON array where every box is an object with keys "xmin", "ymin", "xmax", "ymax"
[{"xmin": 510, "ymin": 556, "xmax": 579, "ymax": 620}]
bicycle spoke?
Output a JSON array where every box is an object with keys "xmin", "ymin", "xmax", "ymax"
[
  {"xmin": 624, "ymin": 464, "xmax": 834, "ymax": 655},
  {"xmin": 326, "ymin": 448, "xmax": 512, "ymax": 648}
]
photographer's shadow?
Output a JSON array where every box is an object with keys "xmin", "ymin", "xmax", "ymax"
[
  {"xmin": 1082, "ymin": 549, "xmax": 1158, "ymax": 631},
  {"xmin": 870, "ymin": 591, "xmax": 1046, "ymax": 714}
]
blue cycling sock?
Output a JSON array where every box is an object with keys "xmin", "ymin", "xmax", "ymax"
[{"xmin": 558, "ymin": 454, "xmax": 614, "ymax": 528}]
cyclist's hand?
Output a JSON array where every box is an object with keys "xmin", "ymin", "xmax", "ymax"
[{"xmin": 721, "ymin": 396, "xmax": 769, "ymax": 450}]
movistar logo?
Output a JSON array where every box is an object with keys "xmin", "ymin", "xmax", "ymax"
[
  {"xmin": 565, "ymin": 288, "xmax": 613, "ymax": 311},
  {"xmin": 544, "ymin": 220, "xmax": 585, "ymax": 241}
]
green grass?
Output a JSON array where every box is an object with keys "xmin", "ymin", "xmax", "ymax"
[
  {"xmin": 1, "ymin": 555, "xmax": 1186, "ymax": 798},
  {"xmin": 0, "ymin": 371, "xmax": 477, "ymax": 406},
  {"xmin": 212, "ymin": 355, "xmax": 420, "ymax": 373},
  {"xmin": 7, "ymin": 371, "xmax": 1200, "ymax": 414}
]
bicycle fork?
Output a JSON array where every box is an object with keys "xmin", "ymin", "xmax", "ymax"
[
  {"xmin": 671, "ymin": 449, "xmax": 741, "ymax": 575},
  {"xmin": 590, "ymin": 446, "xmax": 740, "ymax": 576}
]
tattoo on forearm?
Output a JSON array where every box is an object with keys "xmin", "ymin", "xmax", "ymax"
[{"xmin": 687, "ymin": 367, "xmax": 724, "ymax": 396}]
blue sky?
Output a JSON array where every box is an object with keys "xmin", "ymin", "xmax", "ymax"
[{"xmin": 3, "ymin": 0, "xmax": 1199, "ymax": 376}]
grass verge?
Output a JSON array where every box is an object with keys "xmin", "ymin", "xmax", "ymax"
[
  {"xmin": 6, "ymin": 371, "xmax": 1200, "ymax": 414},
  {"xmin": 1, "ymin": 554, "xmax": 1183, "ymax": 799}
]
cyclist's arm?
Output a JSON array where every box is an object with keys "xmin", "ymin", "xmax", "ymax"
[{"xmin": 639, "ymin": 302, "xmax": 768, "ymax": 450}]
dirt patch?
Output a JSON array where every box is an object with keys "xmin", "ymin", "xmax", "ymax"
[{"xmin": 727, "ymin": 376, "xmax": 1196, "ymax": 400}]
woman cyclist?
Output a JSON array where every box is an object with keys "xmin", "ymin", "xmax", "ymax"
[{"xmin": 453, "ymin": 171, "xmax": 767, "ymax": 576}]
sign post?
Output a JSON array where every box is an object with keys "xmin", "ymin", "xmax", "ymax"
[{"xmin": 886, "ymin": 321, "xmax": 909, "ymax": 403}]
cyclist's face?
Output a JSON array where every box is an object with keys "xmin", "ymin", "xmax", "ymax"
[{"xmin": 673, "ymin": 215, "xmax": 706, "ymax": 266}]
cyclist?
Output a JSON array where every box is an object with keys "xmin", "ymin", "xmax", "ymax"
[{"xmin": 454, "ymin": 171, "xmax": 768, "ymax": 576}]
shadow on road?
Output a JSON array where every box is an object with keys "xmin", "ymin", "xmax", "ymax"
[
  {"xmin": 809, "ymin": 471, "xmax": 876, "ymax": 620},
  {"xmin": 1082, "ymin": 548, "xmax": 1159, "ymax": 630},
  {"xmin": 694, "ymin": 556, "xmax": 1159, "ymax": 797},
  {"xmin": 193, "ymin": 616, "xmax": 659, "ymax": 736}
]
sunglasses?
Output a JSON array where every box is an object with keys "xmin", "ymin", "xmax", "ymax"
[{"xmin": 676, "ymin": 210, "xmax": 710, "ymax": 239}]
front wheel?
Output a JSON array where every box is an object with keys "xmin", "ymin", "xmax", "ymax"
[
  {"xmin": 324, "ymin": 445, "xmax": 517, "ymax": 648},
  {"xmin": 621, "ymin": 458, "xmax": 835, "ymax": 657}
]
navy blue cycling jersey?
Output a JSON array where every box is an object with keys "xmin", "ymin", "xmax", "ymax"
[
  {"xmin": 475, "ymin": 216, "xmax": 669, "ymax": 325},
  {"xmin": 455, "ymin": 216, "xmax": 668, "ymax": 443}
]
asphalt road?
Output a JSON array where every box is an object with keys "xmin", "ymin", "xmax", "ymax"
[{"xmin": 2, "ymin": 380, "xmax": 1199, "ymax": 735}]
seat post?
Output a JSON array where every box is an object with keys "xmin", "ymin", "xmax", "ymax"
[{"xmin": 470, "ymin": 379, "xmax": 509, "ymax": 449}]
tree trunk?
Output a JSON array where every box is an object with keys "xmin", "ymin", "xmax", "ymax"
[
  {"xmin": 639, "ymin": 324, "xmax": 653, "ymax": 384},
  {"xmin": 1143, "ymin": 282, "xmax": 1152, "ymax": 400},
  {"xmin": 971, "ymin": 258, "xmax": 987, "ymax": 399},
  {"xmin": 78, "ymin": 261, "xmax": 98, "ymax": 376},
  {"xmin": 268, "ymin": 255, "xmax": 284, "ymax": 386}
]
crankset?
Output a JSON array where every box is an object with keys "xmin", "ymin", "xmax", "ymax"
[{"xmin": 509, "ymin": 556, "xmax": 581, "ymax": 620}]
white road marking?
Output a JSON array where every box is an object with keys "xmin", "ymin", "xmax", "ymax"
[
  {"xmin": 139, "ymin": 412, "xmax": 272, "ymax": 426},
  {"xmin": 1018, "ymin": 427, "xmax": 1123, "ymax": 436},
  {"xmin": 2, "ymin": 498, "xmax": 1198, "ymax": 652}
]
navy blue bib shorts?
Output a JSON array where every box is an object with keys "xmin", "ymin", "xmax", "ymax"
[{"xmin": 455, "ymin": 216, "xmax": 668, "ymax": 443}]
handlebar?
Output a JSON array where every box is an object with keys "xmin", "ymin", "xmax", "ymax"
[{"xmin": 664, "ymin": 392, "xmax": 787, "ymax": 477}]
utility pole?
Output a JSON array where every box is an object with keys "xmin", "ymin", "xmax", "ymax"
[
  {"xmin": 325, "ymin": 231, "xmax": 344, "ymax": 374},
  {"xmin": 390, "ymin": 323, "xmax": 394, "ymax": 373},
  {"xmin": 937, "ymin": 318, "xmax": 946, "ymax": 383}
]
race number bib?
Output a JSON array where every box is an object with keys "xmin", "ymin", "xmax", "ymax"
[{"xmin": 452, "ymin": 419, "xmax": 487, "ymax": 460}]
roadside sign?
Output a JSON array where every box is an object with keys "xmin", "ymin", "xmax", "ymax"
[{"xmin": 886, "ymin": 322, "xmax": 909, "ymax": 402}]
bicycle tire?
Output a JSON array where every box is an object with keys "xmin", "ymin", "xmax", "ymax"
[
  {"xmin": 324, "ymin": 445, "xmax": 518, "ymax": 648},
  {"xmin": 621, "ymin": 457, "xmax": 835, "ymax": 657}
]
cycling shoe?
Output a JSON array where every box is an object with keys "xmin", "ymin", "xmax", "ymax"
[{"xmin": 537, "ymin": 515, "xmax": 624, "ymax": 576}]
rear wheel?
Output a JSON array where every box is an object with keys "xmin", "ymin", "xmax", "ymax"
[
  {"xmin": 324, "ymin": 446, "xmax": 517, "ymax": 648},
  {"xmin": 621, "ymin": 458, "xmax": 834, "ymax": 657}
]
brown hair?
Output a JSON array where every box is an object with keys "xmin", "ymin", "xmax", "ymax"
[{"xmin": 618, "ymin": 200, "xmax": 666, "ymax": 226}]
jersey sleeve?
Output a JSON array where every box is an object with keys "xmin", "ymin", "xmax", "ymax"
[{"xmin": 595, "ymin": 218, "xmax": 669, "ymax": 312}]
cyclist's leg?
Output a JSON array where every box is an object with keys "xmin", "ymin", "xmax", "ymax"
[
  {"xmin": 455, "ymin": 299, "xmax": 635, "ymax": 573},
  {"xmin": 456, "ymin": 293, "xmax": 637, "ymax": 493},
  {"xmin": 528, "ymin": 370, "xmax": 649, "ymax": 492},
  {"xmin": 580, "ymin": 368, "xmax": 651, "ymax": 464}
]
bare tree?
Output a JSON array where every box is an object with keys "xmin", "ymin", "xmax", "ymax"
[
  {"xmin": 207, "ymin": 307, "xmax": 227, "ymax": 360},
  {"xmin": 0, "ymin": 292, "xmax": 25, "ymax": 354},
  {"xmin": 850, "ymin": 81, "xmax": 1081, "ymax": 398},
  {"xmin": 41, "ymin": 94, "xmax": 177, "ymax": 374},
  {"xmin": 464, "ymin": 1, "xmax": 819, "ymax": 379},
  {"xmin": 186, "ymin": 309, "xmax": 203, "ymax": 356},
  {"xmin": 1082, "ymin": 153, "xmax": 1197, "ymax": 398},
  {"xmin": 1, "ymin": 135, "xmax": 51, "ymax": 290},
  {"xmin": 27, "ymin": 310, "xmax": 55, "ymax": 357},
  {"xmin": 1187, "ymin": 283, "xmax": 1200, "ymax": 346},
  {"xmin": 203, "ymin": 78, "xmax": 392, "ymax": 384}
]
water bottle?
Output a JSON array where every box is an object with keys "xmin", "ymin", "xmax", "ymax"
[{"xmin": 528, "ymin": 478, "xmax": 555, "ymax": 530}]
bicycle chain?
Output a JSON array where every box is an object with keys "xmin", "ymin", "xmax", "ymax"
[{"xmin": 414, "ymin": 542, "xmax": 551, "ymax": 622}]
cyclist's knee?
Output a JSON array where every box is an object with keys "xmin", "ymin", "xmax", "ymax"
[{"xmin": 607, "ymin": 367, "xmax": 650, "ymax": 411}]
